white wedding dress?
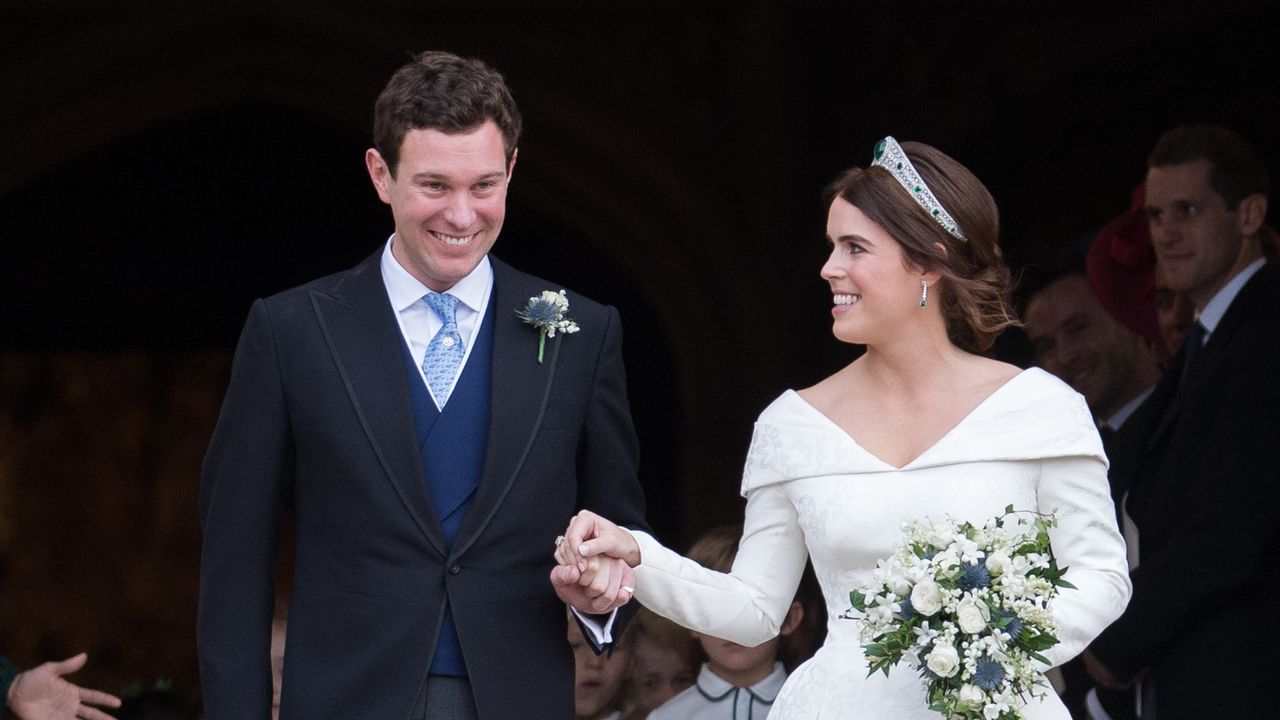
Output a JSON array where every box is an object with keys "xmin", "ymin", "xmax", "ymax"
[{"xmin": 629, "ymin": 369, "xmax": 1131, "ymax": 719}]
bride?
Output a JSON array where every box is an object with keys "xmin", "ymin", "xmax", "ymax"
[{"xmin": 553, "ymin": 137, "xmax": 1131, "ymax": 718}]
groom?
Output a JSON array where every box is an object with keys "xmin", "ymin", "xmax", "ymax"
[{"xmin": 198, "ymin": 51, "xmax": 646, "ymax": 719}]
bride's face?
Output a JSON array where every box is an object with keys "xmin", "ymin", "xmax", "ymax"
[{"xmin": 821, "ymin": 197, "xmax": 926, "ymax": 345}]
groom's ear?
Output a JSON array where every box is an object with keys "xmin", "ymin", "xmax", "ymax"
[{"xmin": 365, "ymin": 148, "xmax": 394, "ymax": 204}]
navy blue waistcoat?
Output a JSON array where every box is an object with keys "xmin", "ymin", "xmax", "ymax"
[{"xmin": 399, "ymin": 294, "xmax": 494, "ymax": 677}]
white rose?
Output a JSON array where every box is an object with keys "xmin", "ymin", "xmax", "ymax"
[
  {"xmin": 933, "ymin": 550, "xmax": 961, "ymax": 571},
  {"xmin": 985, "ymin": 551, "xmax": 1010, "ymax": 576},
  {"xmin": 957, "ymin": 598, "xmax": 989, "ymax": 634},
  {"xmin": 911, "ymin": 579, "xmax": 944, "ymax": 616},
  {"xmin": 958, "ymin": 683, "xmax": 986, "ymax": 709},
  {"xmin": 925, "ymin": 643, "xmax": 960, "ymax": 678}
]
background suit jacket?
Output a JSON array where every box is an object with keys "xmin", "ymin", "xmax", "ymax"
[
  {"xmin": 1090, "ymin": 263, "xmax": 1280, "ymax": 719},
  {"xmin": 198, "ymin": 250, "xmax": 648, "ymax": 719}
]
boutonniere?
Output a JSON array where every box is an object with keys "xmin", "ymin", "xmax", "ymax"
[{"xmin": 516, "ymin": 289, "xmax": 580, "ymax": 363}]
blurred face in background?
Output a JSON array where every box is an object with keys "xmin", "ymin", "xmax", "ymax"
[
  {"xmin": 1153, "ymin": 258, "xmax": 1194, "ymax": 357},
  {"xmin": 569, "ymin": 618, "xmax": 633, "ymax": 719},
  {"xmin": 630, "ymin": 633, "xmax": 697, "ymax": 715},
  {"xmin": 1025, "ymin": 275, "xmax": 1154, "ymax": 419}
]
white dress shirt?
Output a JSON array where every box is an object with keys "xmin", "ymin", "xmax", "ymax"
[
  {"xmin": 380, "ymin": 237, "xmax": 493, "ymax": 409},
  {"xmin": 1196, "ymin": 256, "xmax": 1265, "ymax": 343}
]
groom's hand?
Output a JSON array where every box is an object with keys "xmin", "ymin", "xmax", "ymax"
[{"xmin": 550, "ymin": 557, "xmax": 635, "ymax": 614}]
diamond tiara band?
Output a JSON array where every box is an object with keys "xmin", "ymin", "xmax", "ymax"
[{"xmin": 870, "ymin": 136, "xmax": 967, "ymax": 242}]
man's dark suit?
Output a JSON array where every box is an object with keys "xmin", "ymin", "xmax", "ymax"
[
  {"xmin": 198, "ymin": 250, "xmax": 647, "ymax": 719},
  {"xmin": 1090, "ymin": 263, "xmax": 1280, "ymax": 719}
]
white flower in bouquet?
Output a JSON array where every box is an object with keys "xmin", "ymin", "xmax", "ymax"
[
  {"xmin": 985, "ymin": 551, "xmax": 1012, "ymax": 577},
  {"xmin": 958, "ymin": 683, "xmax": 986, "ymax": 709},
  {"xmin": 847, "ymin": 506, "xmax": 1075, "ymax": 720},
  {"xmin": 911, "ymin": 579, "xmax": 945, "ymax": 617},
  {"xmin": 925, "ymin": 642, "xmax": 961, "ymax": 678},
  {"xmin": 956, "ymin": 597, "xmax": 989, "ymax": 635}
]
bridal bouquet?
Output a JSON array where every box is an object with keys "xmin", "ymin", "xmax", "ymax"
[{"xmin": 848, "ymin": 506, "xmax": 1073, "ymax": 720}]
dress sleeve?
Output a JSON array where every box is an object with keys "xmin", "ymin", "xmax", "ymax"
[
  {"xmin": 629, "ymin": 427, "xmax": 809, "ymax": 646},
  {"xmin": 1035, "ymin": 453, "xmax": 1132, "ymax": 667}
]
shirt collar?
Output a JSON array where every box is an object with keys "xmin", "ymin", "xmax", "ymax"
[
  {"xmin": 694, "ymin": 662, "xmax": 787, "ymax": 702},
  {"xmin": 1101, "ymin": 385, "xmax": 1154, "ymax": 432},
  {"xmin": 1197, "ymin": 257, "xmax": 1265, "ymax": 335},
  {"xmin": 380, "ymin": 235, "xmax": 492, "ymax": 313}
]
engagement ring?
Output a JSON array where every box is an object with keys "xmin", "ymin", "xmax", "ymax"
[{"xmin": 554, "ymin": 535, "xmax": 565, "ymax": 547}]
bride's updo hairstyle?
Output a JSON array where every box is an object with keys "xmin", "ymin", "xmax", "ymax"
[{"xmin": 823, "ymin": 139, "xmax": 1016, "ymax": 353}]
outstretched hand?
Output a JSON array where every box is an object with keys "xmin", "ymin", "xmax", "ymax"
[{"xmin": 7, "ymin": 652, "xmax": 122, "ymax": 720}]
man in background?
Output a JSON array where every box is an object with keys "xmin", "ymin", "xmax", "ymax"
[{"xmin": 1087, "ymin": 124, "xmax": 1280, "ymax": 719}]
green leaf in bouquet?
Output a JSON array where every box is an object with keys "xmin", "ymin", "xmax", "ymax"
[
  {"xmin": 850, "ymin": 590, "xmax": 869, "ymax": 612},
  {"xmin": 1019, "ymin": 628, "xmax": 1060, "ymax": 653},
  {"xmin": 863, "ymin": 643, "xmax": 898, "ymax": 677}
]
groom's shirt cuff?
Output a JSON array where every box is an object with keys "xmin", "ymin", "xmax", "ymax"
[{"xmin": 570, "ymin": 606, "xmax": 619, "ymax": 647}]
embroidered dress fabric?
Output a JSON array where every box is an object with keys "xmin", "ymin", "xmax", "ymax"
[{"xmin": 628, "ymin": 368, "xmax": 1131, "ymax": 719}]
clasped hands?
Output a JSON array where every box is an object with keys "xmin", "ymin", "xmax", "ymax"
[{"xmin": 549, "ymin": 510, "xmax": 642, "ymax": 615}]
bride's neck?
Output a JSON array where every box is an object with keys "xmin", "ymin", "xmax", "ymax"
[{"xmin": 859, "ymin": 334, "xmax": 967, "ymax": 396}]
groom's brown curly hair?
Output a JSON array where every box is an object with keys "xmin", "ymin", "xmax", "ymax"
[{"xmin": 372, "ymin": 50, "xmax": 523, "ymax": 176}]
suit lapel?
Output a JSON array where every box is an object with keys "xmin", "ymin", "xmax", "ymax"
[
  {"xmin": 452, "ymin": 259, "xmax": 561, "ymax": 557},
  {"xmin": 1146, "ymin": 263, "xmax": 1277, "ymax": 447},
  {"xmin": 310, "ymin": 251, "xmax": 448, "ymax": 555}
]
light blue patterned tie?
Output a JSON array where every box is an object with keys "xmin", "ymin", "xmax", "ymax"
[{"xmin": 422, "ymin": 293, "xmax": 464, "ymax": 406}]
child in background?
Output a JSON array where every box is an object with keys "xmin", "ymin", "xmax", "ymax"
[
  {"xmin": 622, "ymin": 608, "xmax": 700, "ymax": 720},
  {"xmin": 647, "ymin": 525, "xmax": 804, "ymax": 720},
  {"xmin": 569, "ymin": 610, "xmax": 635, "ymax": 720}
]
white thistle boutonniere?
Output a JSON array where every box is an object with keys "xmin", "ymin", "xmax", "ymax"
[{"xmin": 516, "ymin": 289, "xmax": 580, "ymax": 364}]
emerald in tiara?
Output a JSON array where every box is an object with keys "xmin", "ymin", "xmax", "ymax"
[{"xmin": 870, "ymin": 136, "xmax": 967, "ymax": 242}]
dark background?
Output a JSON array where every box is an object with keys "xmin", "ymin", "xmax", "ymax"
[{"xmin": 2, "ymin": 0, "xmax": 1277, "ymax": 701}]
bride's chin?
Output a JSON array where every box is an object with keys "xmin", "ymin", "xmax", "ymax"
[{"xmin": 832, "ymin": 327, "xmax": 866, "ymax": 345}]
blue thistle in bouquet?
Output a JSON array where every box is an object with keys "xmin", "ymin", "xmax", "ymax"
[{"xmin": 847, "ymin": 506, "xmax": 1075, "ymax": 720}]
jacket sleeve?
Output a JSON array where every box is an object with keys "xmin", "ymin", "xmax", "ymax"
[
  {"xmin": 573, "ymin": 306, "xmax": 649, "ymax": 649},
  {"xmin": 1089, "ymin": 366, "xmax": 1280, "ymax": 679},
  {"xmin": 197, "ymin": 299, "xmax": 293, "ymax": 720}
]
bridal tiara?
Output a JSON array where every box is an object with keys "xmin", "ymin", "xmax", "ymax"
[{"xmin": 870, "ymin": 136, "xmax": 967, "ymax": 242}]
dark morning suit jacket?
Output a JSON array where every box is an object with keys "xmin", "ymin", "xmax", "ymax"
[
  {"xmin": 1090, "ymin": 263, "xmax": 1280, "ymax": 719},
  {"xmin": 197, "ymin": 250, "xmax": 648, "ymax": 719}
]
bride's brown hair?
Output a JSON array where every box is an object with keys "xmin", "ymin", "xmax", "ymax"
[{"xmin": 823, "ymin": 140, "xmax": 1017, "ymax": 353}]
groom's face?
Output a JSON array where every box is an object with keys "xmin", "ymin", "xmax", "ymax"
[{"xmin": 366, "ymin": 119, "xmax": 516, "ymax": 292}]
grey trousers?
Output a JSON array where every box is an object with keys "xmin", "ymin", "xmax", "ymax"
[{"xmin": 410, "ymin": 675, "xmax": 479, "ymax": 720}]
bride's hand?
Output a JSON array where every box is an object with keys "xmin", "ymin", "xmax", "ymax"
[{"xmin": 555, "ymin": 509, "xmax": 642, "ymax": 570}]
